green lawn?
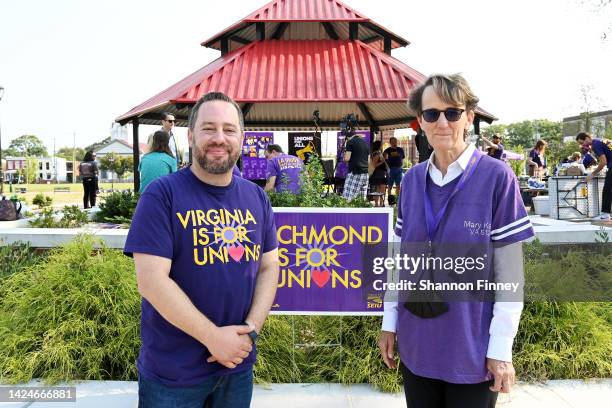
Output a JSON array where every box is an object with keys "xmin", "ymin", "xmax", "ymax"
[{"xmin": 4, "ymin": 183, "xmax": 134, "ymax": 208}]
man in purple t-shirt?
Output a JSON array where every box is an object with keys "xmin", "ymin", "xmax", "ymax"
[
  {"xmin": 124, "ymin": 92, "xmax": 279, "ymax": 407},
  {"xmin": 576, "ymin": 132, "xmax": 612, "ymax": 220},
  {"xmin": 264, "ymin": 144, "xmax": 304, "ymax": 193}
]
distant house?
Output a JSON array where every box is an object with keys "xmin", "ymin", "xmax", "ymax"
[
  {"xmin": 3, "ymin": 157, "xmax": 28, "ymax": 183},
  {"xmin": 37, "ymin": 157, "xmax": 68, "ymax": 182},
  {"xmin": 94, "ymin": 139, "xmax": 148, "ymax": 181},
  {"xmin": 563, "ymin": 109, "xmax": 612, "ymax": 138}
]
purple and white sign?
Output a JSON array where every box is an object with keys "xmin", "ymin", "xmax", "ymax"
[
  {"xmin": 271, "ymin": 207, "xmax": 392, "ymax": 315},
  {"xmin": 335, "ymin": 131, "xmax": 371, "ymax": 178},
  {"xmin": 242, "ymin": 132, "xmax": 273, "ymax": 180}
]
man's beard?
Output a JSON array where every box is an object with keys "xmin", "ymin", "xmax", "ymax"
[{"xmin": 194, "ymin": 143, "xmax": 239, "ymax": 174}]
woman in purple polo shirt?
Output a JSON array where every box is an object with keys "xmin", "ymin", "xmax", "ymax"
[{"xmin": 378, "ymin": 74, "xmax": 534, "ymax": 408}]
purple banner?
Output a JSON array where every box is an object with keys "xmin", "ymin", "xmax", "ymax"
[
  {"xmin": 242, "ymin": 132, "xmax": 273, "ymax": 180},
  {"xmin": 271, "ymin": 208, "xmax": 391, "ymax": 315},
  {"xmin": 335, "ymin": 131, "xmax": 371, "ymax": 178}
]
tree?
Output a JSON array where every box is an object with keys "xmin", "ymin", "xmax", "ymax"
[
  {"xmin": 503, "ymin": 119, "xmax": 562, "ymax": 149},
  {"xmin": 8, "ymin": 135, "xmax": 48, "ymax": 157},
  {"xmin": 15, "ymin": 158, "xmax": 38, "ymax": 184},
  {"xmin": 56, "ymin": 147, "xmax": 86, "ymax": 161},
  {"xmin": 99, "ymin": 153, "xmax": 134, "ymax": 181}
]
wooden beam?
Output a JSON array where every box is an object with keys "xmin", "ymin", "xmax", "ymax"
[
  {"xmin": 242, "ymin": 103, "xmax": 254, "ymax": 118},
  {"xmin": 256, "ymin": 22, "xmax": 265, "ymax": 41},
  {"xmin": 203, "ymin": 23, "xmax": 251, "ymax": 48},
  {"xmin": 349, "ymin": 22, "xmax": 359, "ymax": 40},
  {"xmin": 363, "ymin": 35, "xmax": 379, "ymax": 44},
  {"xmin": 474, "ymin": 117, "xmax": 481, "ymax": 134},
  {"xmin": 132, "ymin": 118, "xmax": 140, "ymax": 193},
  {"xmin": 384, "ymin": 36, "xmax": 391, "ymax": 55},
  {"xmin": 271, "ymin": 22, "xmax": 289, "ymax": 40},
  {"xmin": 230, "ymin": 35, "xmax": 251, "ymax": 45},
  {"xmin": 220, "ymin": 37, "xmax": 229, "ymax": 56},
  {"xmin": 140, "ymin": 112, "xmax": 189, "ymax": 122},
  {"xmin": 321, "ymin": 22, "xmax": 339, "ymax": 40},
  {"xmin": 357, "ymin": 103, "xmax": 379, "ymax": 132},
  {"xmin": 362, "ymin": 22, "xmax": 409, "ymax": 47}
]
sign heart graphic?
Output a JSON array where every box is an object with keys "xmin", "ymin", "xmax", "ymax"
[
  {"xmin": 228, "ymin": 245, "xmax": 245, "ymax": 262},
  {"xmin": 311, "ymin": 270, "xmax": 330, "ymax": 288}
]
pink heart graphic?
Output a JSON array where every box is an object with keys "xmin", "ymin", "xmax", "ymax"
[
  {"xmin": 228, "ymin": 245, "xmax": 245, "ymax": 262},
  {"xmin": 311, "ymin": 270, "xmax": 330, "ymax": 288}
]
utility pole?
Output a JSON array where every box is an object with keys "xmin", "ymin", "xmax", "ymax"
[{"xmin": 73, "ymin": 132, "xmax": 76, "ymax": 184}]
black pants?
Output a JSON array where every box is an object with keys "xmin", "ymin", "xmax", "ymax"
[
  {"xmin": 82, "ymin": 177, "xmax": 96, "ymax": 208},
  {"xmin": 602, "ymin": 169, "xmax": 612, "ymax": 213},
  {"xmin": 401, "ymin": 363, "xmax": 498, "ymax": 408}
]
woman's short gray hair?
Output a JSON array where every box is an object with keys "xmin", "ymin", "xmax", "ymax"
[{"xmin": 408, "ymin": 73, "xmax": 479, "ymax": 115}]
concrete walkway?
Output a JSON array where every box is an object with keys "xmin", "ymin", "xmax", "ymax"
[{"xmin": 1, "ymin": 380, "xmax": 610, "ymax": 407}]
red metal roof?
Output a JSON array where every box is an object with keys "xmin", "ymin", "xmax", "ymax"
[
  {"xmin": 117, "ymin": 40, "xmax": 425, "ymax": 122},
  {"xmin": 201, "ymin": 0, "xmax": 409, "ymax": 50},
  {"xmin": 245, "ymin": 0, "xmax": 369, "ymax": 21}
]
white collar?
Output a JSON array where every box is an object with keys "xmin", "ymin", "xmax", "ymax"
[{"xmin": 427, "ymin": 143, "xmax": 476, "ymax": 187}]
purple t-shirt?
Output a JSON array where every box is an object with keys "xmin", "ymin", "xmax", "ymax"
[
  {"xmin": 591, "ymin": 138, "xmax": 612, "ymax": 169},
  {"xmin": 124, "ymin": 167, "xmax": 278, "ymax": 387},
  {"xmin": 528, "ymin": 148, "xmax": 546, "ymax": 168},
  {"xmin": 394, "ymin": 153, "xmax": 534, "ymax": 384},
  {"xmin": 232, "ymin": 165, "xmax": 242, "ymax": 177},
  {"xmin": 266, "ymin": 153, "xmax": 304, "ymax": 193},
  {"xmin": 489, "ymin": 143, "xmax": 504, "ymax": 160}
]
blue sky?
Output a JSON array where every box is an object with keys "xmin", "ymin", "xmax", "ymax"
[{"xmin": 0, "ymin": 0, "xmax": 610, "ymax": 153}]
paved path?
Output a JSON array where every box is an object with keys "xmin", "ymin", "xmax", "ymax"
[{"xmin": 1, "ymin": 380, "xmax": 611, "ymax": 407}]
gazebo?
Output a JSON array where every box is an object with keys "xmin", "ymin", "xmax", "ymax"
[{"xmin": 116, "ymin": 0, "xmax": 496, "ymax": 191}]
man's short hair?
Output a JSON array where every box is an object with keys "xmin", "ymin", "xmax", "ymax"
[
  {"xmin": 161, "ymin": 112, "xmax": 175, "ymax": 121},
  {"xmin": 575, "ymin": 132, "xmax": 591, "ymax": 142},
  {"xmin": 188, "ymin": 92, "xmax": 244, "ymax": 133},
  {"xmin": 266, "ymin": 144, "xmax": 283, "ymax": 154}
]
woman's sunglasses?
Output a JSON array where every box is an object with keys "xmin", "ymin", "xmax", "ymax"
[{"xmin": 421, "ymin": 108, "xmax": 465, "ymax": 123}]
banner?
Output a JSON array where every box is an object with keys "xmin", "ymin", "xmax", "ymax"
[
  {"xmin": 288, "ymin": 132, "xmax": 321, "ymax": 164},
  {"xmin": 335, "ymin": 131, "xmax": 371, "ymax": 178},
  {"xmin": 271, "ymin": 207, "xmax": 392, "ymax": 315},
  {"xmin": 242, "ymin": 132, "xmax": 273, "ymax": 180}
]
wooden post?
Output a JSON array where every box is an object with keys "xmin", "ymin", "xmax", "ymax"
[
  {"xmin": 349, "ymin": 22, "xmax": 358, "ymax": 40},
  {"xmin": 474, "ymin": 117, "xmax": 481, "ymax": 135},
  {"xmin": 256, "ymin": 23, "xmax": 265, "ymax": 41},
  {"xmin": 132, "ymin": 118, "xmax": 140, "ymax": 193},
  {"xmin": 221, "ymin": 37, "xmax": 229, "ymax": 56},
  {"xmin": 383, "ymin": 36, "xmax": 391, "ymax": 55}
]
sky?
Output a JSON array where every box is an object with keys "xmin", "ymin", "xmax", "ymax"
[{"xmin": 0, "ymin": 0, "xmax": 611, "ymax": 154}]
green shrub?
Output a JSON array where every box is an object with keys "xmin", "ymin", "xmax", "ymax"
[
  {"xmin": 28, "ymin": 206, "xmax": 88, "ymax": 228},
  {"xmin": 32, "ymin": 194, "xmax": 53, "ymax": 208},
  {"xmin": 0, "ymin": 242, "xmax": 43, "ymax": 280},
  {"xmin": 0, "ymin": 236, "xmax": 140, "ymax": 384},
  {"xmin": 95, "ymin": 191, "xmax": 139, "ymax": 225},
  {"xmin": 269, "ymin": 155, "xmax": 371, "ymax": 208}
]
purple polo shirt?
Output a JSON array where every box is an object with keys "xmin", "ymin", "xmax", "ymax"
[
  {"xmin": 124, "ymin": 167, "xmax": 278, "ymax": 387},
  {"xmin": 266, "ymin": 153, "xmax": 304, "ymax": 193},
  {"xmin": 394, "ymin": 152, "xmax": 534, "ymax": 384},
  {"xmin": 591, "ymin": 139, "xmax": 612, "ymax": 169}
]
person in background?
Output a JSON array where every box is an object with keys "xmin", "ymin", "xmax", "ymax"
[
  {"xmin": 379, "ymin": 73, "xmax": 533, "ymax": 408},
  {"xmin": 582, "ymin": 146, "xmax": 597, "ymax": 169},
  {"xmin": 369, "ymin": 140, "xmax": 388, "ymax": 207},
  {"xmin": 527, "ymin": 140, "xmax": 548, "ymax": 177},
  {"xmin": 482, "ymin": 134, "xmax": 504, "ymax": 160},
  {"xmin": 264, "ymin": 144, "xmax": 304, "ymax": 193},
  {"xmin": 563, "ymin": 152, "xmax": 587, "ymax": 175},
  {"xmin": 148, "ymin": 112, "xmax": 181, "ymax": 166},
  {"xmin": 78, "ymin": 150, "xmax": 98, "ymax": 209},
  {"xmin": 576, "ymin": 132, "xmax": 611, "ymax": 220},
  {"xmin": 139, "ymin": 130, "xmax": 177, "ymax": 193},
  {"xmin": 384, "ymin": 136, "xmax": 406, "ymax": 197},
  {"xmin": 342, "ymin": 132, "xmax": 370, "ymax": 200}
]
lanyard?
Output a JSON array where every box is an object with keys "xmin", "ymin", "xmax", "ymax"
[{"xmin": 423, "ymin": 149, "xmax": 482, "ymax": 243}]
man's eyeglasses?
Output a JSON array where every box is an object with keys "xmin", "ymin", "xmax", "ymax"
[
  {"xmin": 165, "ymin": 119, "xmax": 175, "ymax": 123},
  {"xmin": 421, "ymin": 108, "xmax": 465, "ymax": 123}
]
